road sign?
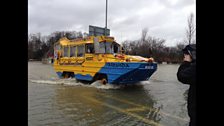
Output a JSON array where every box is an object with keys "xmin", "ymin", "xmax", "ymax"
[{"xmin": 89, "ymin": 25, "xmax": 110, "ymax": 36}]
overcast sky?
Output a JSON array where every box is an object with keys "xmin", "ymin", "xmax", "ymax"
[{"xmin": 28, "ymin": 0, "xmax": 195, "ymax": 47}]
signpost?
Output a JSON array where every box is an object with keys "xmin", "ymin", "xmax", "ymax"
[{"xmin": 89, "ymin": 0, "xmax": 110, "ymax": 36}]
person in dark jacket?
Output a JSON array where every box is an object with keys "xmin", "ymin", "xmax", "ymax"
[{"xmin": 177, "ymin": 44, "xmax": 196, "ymax": 126}]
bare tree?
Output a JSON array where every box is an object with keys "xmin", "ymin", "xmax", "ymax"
[
  {"xmin": 185, "ymin": 13, "xmax": 195, "ymax": 44},
  {"xmin": 141, "ymin": 28, "xmax": 148, "ymax": 42}
]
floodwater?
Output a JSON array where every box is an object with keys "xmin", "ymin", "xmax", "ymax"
[{"xmin": 28, "ymin": 62, "xmax": 190, "ymax": 126}]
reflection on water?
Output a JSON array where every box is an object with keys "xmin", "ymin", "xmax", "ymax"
[
  {"xmin": 54, "ymin": 85, "xmax": 161, "ymax": 126},
  {"xmin": 28, "ymin": 62, "xmax": 189, "ymax": 126}
]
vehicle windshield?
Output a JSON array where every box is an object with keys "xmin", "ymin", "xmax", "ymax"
[
  {"xmin": 99, "ymin": 42, "xmax": 120, "ymax": 54},
  {"xmin": 54, "ymin": 43, "xmax": 61, "ymax": 58}
]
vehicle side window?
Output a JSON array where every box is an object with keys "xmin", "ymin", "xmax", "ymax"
[
  {"xmin": 113, "ymin": 44, "xmax": 119, "ymax": 53},
  {"xmin": 86, "ymin": 44, "xmax": 94, "ymax": 53},
  {"xmin": 63, "ymin": 46, "xmax": 69, "ymax": 57},
  {"xmin": 77, "ymin": 45, "xmax": 85, "ymax": 57},
  {"xmin": 70, "ymin": 46, "xmax": 76, "ymax": 57}
]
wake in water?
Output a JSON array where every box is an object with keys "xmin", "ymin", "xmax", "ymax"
[
  {"xmin": 29, "ymin": 78, "xmax": 83, "ymax": 86},
  {"xmin": 28, "ymin": 78, "xmax": 133, "ymax": 89},
  {"xmin": 90, "ymin": 80, "xmax": 122, "ymax": 89}
]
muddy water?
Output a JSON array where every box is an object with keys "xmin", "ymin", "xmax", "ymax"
[{"xmin": 28, "ymin": 61, "xmax": 189, "ymax": 126}]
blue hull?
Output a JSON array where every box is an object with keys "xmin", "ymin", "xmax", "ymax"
[
  {"xmin": 99, "ymin": 62, "xmax": 157, "ymax": 84},
  {"xmin": 56, "ymin": 62, "xmax": 157, "ymax": 85}
]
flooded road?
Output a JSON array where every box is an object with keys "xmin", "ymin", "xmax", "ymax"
[{"xmin": 28, "ymin": 62, "xmax": 189, "ymax": 126}]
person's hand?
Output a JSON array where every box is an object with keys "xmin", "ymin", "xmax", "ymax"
[{"xmin": 183, "ymin": 54, "xmax": 192, "ymax": 62}]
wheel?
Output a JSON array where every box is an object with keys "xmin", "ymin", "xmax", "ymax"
[
  {"xmin": 64, "ymin": 73, "xmax": 69, "ymax": 78},
  {"xmin": 94, "ymin": 73, "xmax": 108, "ymax": 85},
  {"xmin": 101, "ymin": 78, "xmax": 107, "ymax": 85}
]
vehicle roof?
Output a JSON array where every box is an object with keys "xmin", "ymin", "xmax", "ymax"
[{"xmin": 57, "ymin": 36, "xmax": 117, "ymax": 46}]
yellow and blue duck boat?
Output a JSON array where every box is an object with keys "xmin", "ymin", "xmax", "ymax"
[{"xmin": 53, "ymin": 35, "xmax": 157, "ymax": 85}]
